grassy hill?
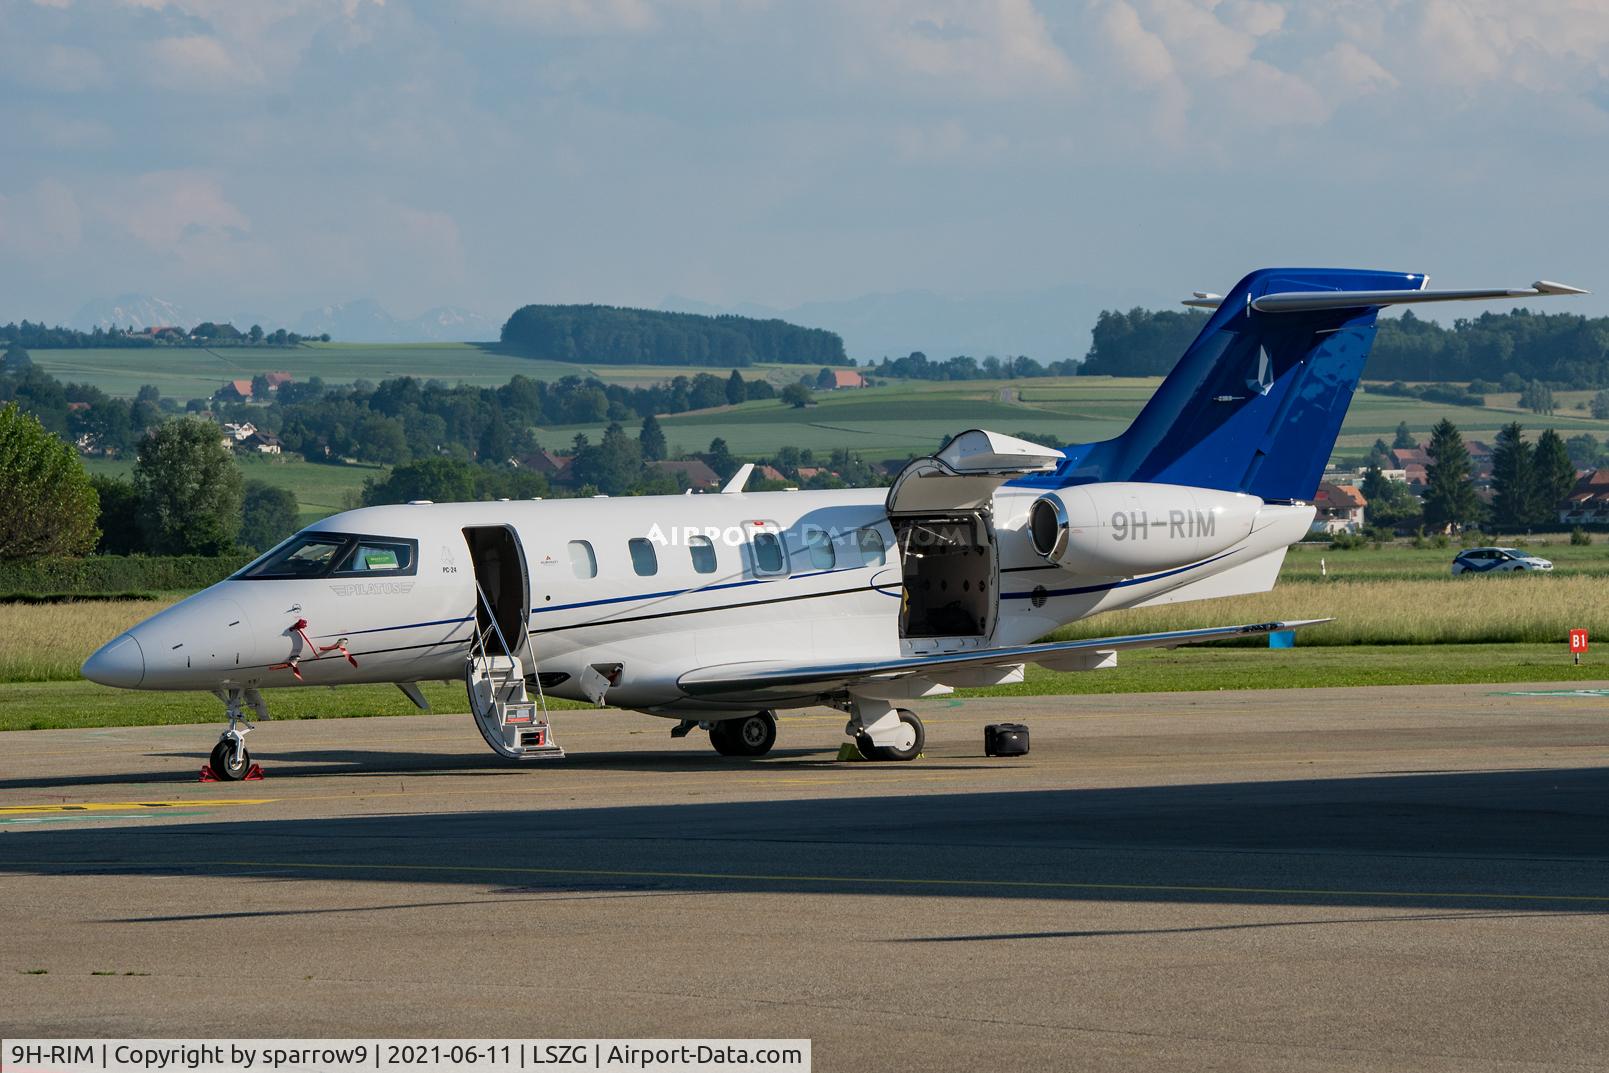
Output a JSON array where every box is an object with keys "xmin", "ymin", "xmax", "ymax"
[
  {"xmin": 25, "ymin": 342, "xmax": 833, "ymax": 400},
  {"xmin": 542, "ymin": 377, "xmax": 1609, "ymax": 461},
  {"xmin": 52, "ymin": 347, "xmax": 1609, "ymax": 523}
]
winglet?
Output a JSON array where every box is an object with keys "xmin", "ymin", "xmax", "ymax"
[
  {"xmin": 722, "ymin": 463, "xmax": 754, "ymax": 494},
  {"xmin": 1181, "ymin": 291, "xmax": 1223, "ymax": 309}
]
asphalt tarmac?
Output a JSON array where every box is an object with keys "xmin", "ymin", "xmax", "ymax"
[{"xmin": 2, "ymin": 682, "xmax": 1608, "ymax": 1071}]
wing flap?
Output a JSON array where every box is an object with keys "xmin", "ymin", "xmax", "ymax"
[{"xmin": 677, "ymin": 618, "xmax": 1331, "ymax": 700}]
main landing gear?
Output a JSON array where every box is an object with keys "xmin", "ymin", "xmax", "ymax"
[
  {"xmin": 854, "ymin": 708, "xmax": 924, "ymax": 762},
  {"xmin": 207, "ymin": 686, "xmax": 268, "ymax": 781},
  {"xmin": 842, "ymin": 697, "xmax": 924, "ymax": 761},
  {"xmin": 708, "ymin": 711, "xmax": 778, "ymax": 757}
]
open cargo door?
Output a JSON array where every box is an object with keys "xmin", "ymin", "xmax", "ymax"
[
  {"xmin": 885, "ymin": 430, "xmax": 1063, "ymax": 647},
  {"xmin": 885, "ymin": 429, "xmax": 1064, "ymax": 515}
]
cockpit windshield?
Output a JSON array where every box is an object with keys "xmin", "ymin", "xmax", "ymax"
[{"xmin": 234, "ymin": 533, "xmax": 418, "ymax": 580}]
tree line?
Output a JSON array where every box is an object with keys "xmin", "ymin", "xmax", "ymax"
[
  {"xmin": 1360, "ymin": 419, "xmax": 1579, "ymax": 534},
  {"xmin": 865, "ymin": 352, "xmax": 1082, "ymax": 380},
  {"xmin": 0, "ymin": 321, "xmax": 325, "ymax": 349},
  {"xmin": 501, "ymin": 304, "xmax": 846, "ymax": 367},
  {"xmin": 0, "ymin": 404, "xmax": 300, "ymax": 561},
  {"xmin": 1077, "ymin": 306, "xmax": 1609, "ymax": 388}
]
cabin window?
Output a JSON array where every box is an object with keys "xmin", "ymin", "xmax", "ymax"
[
  {"xmin": 568, "ymin": 539, "xmax": 597, "ymax": 579},
  {"xmin": 751, "ymin": 531, "xmax": 787, "ymax": 575},
  {"xmin": 804, "ymin": 528, "xmax": 835, "ymax": 570},
  {"xmin": 857, "ymin": 528, "xmax": 886, "ymax": 567},
  {"xmin": 689, "ymin": 535, "xmax": 717, "ymax": 574},
  {"xmin": 629, "ymin": 537, "xmax": 658, "ymax": 576}
]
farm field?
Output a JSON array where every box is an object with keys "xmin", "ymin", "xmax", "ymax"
[
  {"xmin": 545, "ymin": 375, "xmax": 1609, "ymax": 460},
  {"xmin": 23, "ymin": 343, "xmax": 847, "ymax": 400}
]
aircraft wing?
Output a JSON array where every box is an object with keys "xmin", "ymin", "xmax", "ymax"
[{"xmin": 677, "ymin": 618, "xmax": 1331, "ymax": 703}]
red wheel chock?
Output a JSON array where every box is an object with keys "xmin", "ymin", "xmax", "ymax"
[{"xmin": 198, "ymin": 763, "xmax": 264, "ymax": 782}]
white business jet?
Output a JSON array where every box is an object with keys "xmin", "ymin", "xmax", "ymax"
[{"xmin": 82, "ymin": 268, "xmax": 1586, "ymax": 778}]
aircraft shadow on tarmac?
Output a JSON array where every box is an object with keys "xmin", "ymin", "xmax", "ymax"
[
  {"xmin": 3, "ymin": 767, "xmax": 1607, "ymax": 915},
  {"xmin": 0, "ymin": 747, "xmax": 1001, "ymax": 791}
]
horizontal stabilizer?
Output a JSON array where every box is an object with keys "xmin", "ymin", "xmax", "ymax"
[
  {"xmin": 678, "ymin": 618, "xmax": 1332, "ymax": 702},
  {"xmin": 1185, "ymin": 280, "xmax": 1588, "ymax": 312},
  {"xmin": 1252, "ymin": 280, "xmax": 1587, "ymax": 313}
]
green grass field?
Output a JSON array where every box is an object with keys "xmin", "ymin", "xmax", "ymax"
[
  {"xmin": 25, "ymin": 343, "xmax": 845, "ymax": 400},
  {"xmin": 1, "ymin": 644, "xmax": 1600, "ymax": 732},
  {"xmin": 546, "ymin": 375, "xmax": 1609, "ymax": 460}
]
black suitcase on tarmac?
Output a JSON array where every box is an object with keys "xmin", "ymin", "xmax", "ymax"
[{"xmin": 984, "ymin": 723, "xmax": 1030, "ymax": 757}]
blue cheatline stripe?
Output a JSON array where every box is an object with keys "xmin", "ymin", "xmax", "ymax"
[
  {"xmin": 528, "ymin": 564, "xmax": 867, "ymax": 616},
  {"xmin": 1001, "ymin": 550, "xmax": 1238, "ymax": 601}
]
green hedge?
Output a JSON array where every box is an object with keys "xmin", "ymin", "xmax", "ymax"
[{"xmin": 0, "ymin": 554, "xmax": 252, "ymax": 597}]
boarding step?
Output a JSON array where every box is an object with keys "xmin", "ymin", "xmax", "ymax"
[{"xmin": 466, "ymin": 655, "xmax": 566, "ymax": 760}]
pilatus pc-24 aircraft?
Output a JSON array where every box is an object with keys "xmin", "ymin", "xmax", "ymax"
[{"xmin": 83, "ymin": 268, "xmax": 1586, "ymax": 778}]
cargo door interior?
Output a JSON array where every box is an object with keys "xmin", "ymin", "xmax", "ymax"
[{"xmin": 886, "ymin": 429, "xmax": 1063, "ymax": 644}]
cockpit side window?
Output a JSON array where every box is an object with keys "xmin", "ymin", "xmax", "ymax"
[
  {"xmin": 336, "ymin": 539, "xmax": 414, "ymax": 574},
  {"xmin": 237, "ymin": 535, "xmax": 351, "ymax": 579},
  {"xmin": 234, "ymin": 533, "xmax": 418, "ymax": 580}
]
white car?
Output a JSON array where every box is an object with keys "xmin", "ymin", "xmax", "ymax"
[{"xmin": 1451, "ymin": 547, "xmax": 1554, "ymax": 575}]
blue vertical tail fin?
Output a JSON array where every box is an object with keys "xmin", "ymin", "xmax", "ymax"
[{"xmin": 1064, "ymin": 267, "xmax": 1424, "ymax": 502}]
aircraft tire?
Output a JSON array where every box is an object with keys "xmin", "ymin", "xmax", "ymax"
[
  {"xmin": 711, "ymin": 712, "xmax": 776, "ymax": 757},
  {"xmin": 209, "ymin": 739, "xmax": 249, "ymax": 781},
  {"xmin": 857, "ymin": 709, "xmax": 923, "ymax": 762}
]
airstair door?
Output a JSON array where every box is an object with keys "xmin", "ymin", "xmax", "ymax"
[{"xmin": 461, "ymin": 525, "xmax": 564, "ymax": 761}]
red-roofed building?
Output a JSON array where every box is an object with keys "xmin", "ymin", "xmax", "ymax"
[
  {"xmin": 830, "ymin": 369, "xmax": 865, "ymax": 390},
  {"xmin": 221, "ymin": 378, "xmax": 253, "ymax": 400},
  {"xmin": 264, "ymin": 371, "xmax": 294, "ymax": 389},
  {"xmin": 1559, "ymin": 469, "xmax": 1609, "ymax": 525},
  {"xmin": 520, "ymin": 450, "xmax": 572, "ymax": 478},
  {"xmin": 650, "ymin": 459, "xmax": 721, "ymax": 490},
  {"xmin": 1312, "ymin": 482, "xmax": 1368, "ymax": 534}
]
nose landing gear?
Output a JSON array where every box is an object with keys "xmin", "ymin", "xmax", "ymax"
[{"xmin": 204, "ymin": 687, "xmax": 269, "ymax": 781}]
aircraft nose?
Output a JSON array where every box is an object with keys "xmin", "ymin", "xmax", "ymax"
[{"xmin": 82, "ymin": 633, "xmax": 145, "ymax": 688}]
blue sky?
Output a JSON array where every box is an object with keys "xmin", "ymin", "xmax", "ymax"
[{"xmin": 2, "ymin": 0, "xmax": 1605, "ymax": 346}]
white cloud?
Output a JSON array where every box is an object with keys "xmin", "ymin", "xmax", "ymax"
[
  {"xmin": 460, "ymin": 0, "xmax": 660, "ymax": 34},
  {"xmin": 144, "ymin": 34, "xmax": 263, "ymax": 90},
  {"xmin": 3, "ymin": 42, "xmax": 109, "ymax": 92},
  {"xmin": 842, "ymin": 0, "xmax": 1078, "ymax": 100},
  {"xmin": 1099, "ymin": 1, "xmax": 1173, "ymax": 86},
  {"xmin": 91, "ymin": 171, "xmax": 250, "ymax": 253}
]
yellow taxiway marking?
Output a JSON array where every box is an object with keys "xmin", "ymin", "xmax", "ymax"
[
  {"xmin": 0, "ymin": 799, "xmax": 273, "ymax": 815},
  {"xmin": 193, "ymin": 858, "xmax": 1609, "ymax": 906}
]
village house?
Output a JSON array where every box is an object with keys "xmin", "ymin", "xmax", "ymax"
[
  {"xmin": 244, "ymin": 431, "xmax": 282, "ymax": 455},
  {"xmin": 649, "ymin": 459, "xmax": 721, "ymax": 490},
  {"xmin": 828, "ymin": 369, "xmax": 865, "ymax": 390},
  {"xmin": 1311, "ymin": 482, "xmax": 1368, "ymax": 534},
  {"xmin": 1559, "ymin": 469, "xmax": 1609, "ymax": 525}
]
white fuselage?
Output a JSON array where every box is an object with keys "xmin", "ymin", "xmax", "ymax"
[{"xmin": 84, "ymin": 482, "xmax": 1314, "ymax": 717}]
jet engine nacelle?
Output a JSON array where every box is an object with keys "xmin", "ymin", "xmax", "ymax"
[{"xmin": 1027, "ymin": 483, "xmax": 1264, "ymax": 576}]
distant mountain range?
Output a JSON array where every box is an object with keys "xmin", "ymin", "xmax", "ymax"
[
  {"xmin": 69, "ymin": 295, "xmax": 498, "ymax": 343},
  {"xmin": 659, "ymin": 286, "xmax": 1098, "ymax": 365}
]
